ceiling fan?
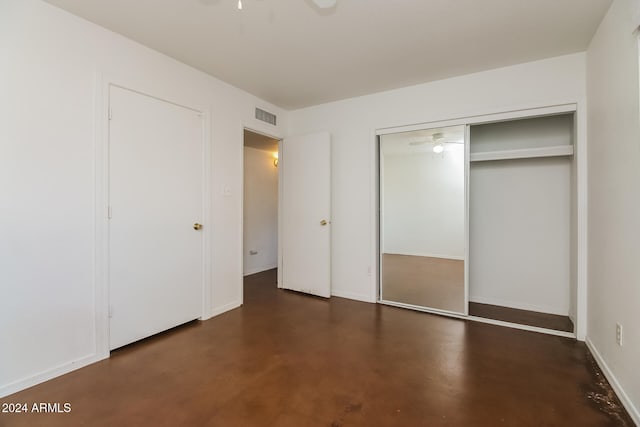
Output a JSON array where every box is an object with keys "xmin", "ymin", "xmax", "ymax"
[
  {"xmin": 408, "ymin": 132, "xmax": 461, "ymax": 153},
  {"xmin": 237, "ymin": 0, "xmax": 337, "ymax": 9},
  {"xmin": 312, "ymin": 0, "xmax": 337, "ymax": 7}
]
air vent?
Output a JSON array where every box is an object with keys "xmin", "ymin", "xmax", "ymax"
[{"xmin": 255, "ymin": 107, "xmax": 277, "ymax": 126}]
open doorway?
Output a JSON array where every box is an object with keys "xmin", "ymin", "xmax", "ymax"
[{"xmin": 242, "ymin": 129, "xmax": 280, "ymax": 292}]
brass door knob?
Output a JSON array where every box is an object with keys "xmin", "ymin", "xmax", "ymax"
[
  {"xmin": 193, "ymin": 223, "xmax": 203, "ymax": 230},
  {"xmin": 320, "ymin": 220, "xmax": 328, "ymax": 226}
]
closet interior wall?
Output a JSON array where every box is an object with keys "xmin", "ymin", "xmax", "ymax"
[{"xmin": 468, "ymin": 114, "xmax": 576, "ymax": 328}]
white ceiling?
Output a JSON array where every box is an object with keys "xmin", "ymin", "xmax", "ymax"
[{"xmin": 44, "ymin": 0, "xmax": 612, "ymax": 110}]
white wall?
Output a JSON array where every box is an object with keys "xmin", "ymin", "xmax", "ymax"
[
  {"xmin": 469, "ymin": 114, "xmax": 574, "ymax": 152},
  {"xmin": 381, "ymin": 147, "xmax": 465, "ymax": 259},
  {"xmin": 469, "ymin": 158, "xmax": 571, "ymax": 315},
  {"xmin": 243, "ymin": 147, "xmax": 278, "ymax": 275},
  {"xmin": 0, "ymin": 0, "xmax": 286, "ymax": 397},
  {"xmin": 288, "ymin": 53, "xmax": 586, "ymax": 303},
  {"xmin": 586, "ymin": 0, "xmax": 640, "ymax": 421}
]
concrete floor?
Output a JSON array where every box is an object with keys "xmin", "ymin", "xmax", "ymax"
[{"xmin": 0, "ymin": 269, "xmax": 632, "ymax": 426}]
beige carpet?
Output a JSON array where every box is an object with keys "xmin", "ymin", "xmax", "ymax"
[{"xmin": 381, "ymin": 253, "xmax": 465, "ymax": 313}]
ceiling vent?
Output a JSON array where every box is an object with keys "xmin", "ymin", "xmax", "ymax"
[{"xmin": 255, "ymin": 107, "xmax": 277, "ymax": 126}]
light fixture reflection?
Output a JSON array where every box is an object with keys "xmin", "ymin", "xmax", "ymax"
[{"xmin": 433, "ymin": 143, "xmax": 444, "ymax": 154}]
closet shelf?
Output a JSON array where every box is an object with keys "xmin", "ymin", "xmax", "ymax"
[{"xmin": 470, "ymin": 145, "xmax": 574, "ymax": 162}]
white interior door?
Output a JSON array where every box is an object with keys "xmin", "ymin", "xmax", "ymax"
[
  {"xmin": 281, "ymin": 132, "xmax": 331, "ymax": 297},
  {"xmin": 108, "ymin": 86, "xmax": 203, "ymax": 350}
]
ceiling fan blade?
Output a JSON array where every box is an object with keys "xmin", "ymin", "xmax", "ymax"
[{"xmin": 313, "ymin": 0, "xmax": 337, "ymax": 8}]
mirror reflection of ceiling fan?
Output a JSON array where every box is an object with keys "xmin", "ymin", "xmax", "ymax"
[
  {"xmin": 408, "ymin": 132, "xmax": 462, "ymax": 153},
  {"xmin": 237, "ymin": 0, "xmax": 337, "ymax": 9},
  {"xmin": 312, "ymin": 0, "xmax": 338, "ymax": 7}
]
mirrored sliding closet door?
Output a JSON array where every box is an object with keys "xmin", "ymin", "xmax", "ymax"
[{"xmin": 379, "ymin": 125, "xmax": 467, "ymax": 315}]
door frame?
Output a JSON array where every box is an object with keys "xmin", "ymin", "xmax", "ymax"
[
  {"xmin": 240, "ymin": 125, "xmax": 283, "ymax": 304},
  {"xmin": 94, "ymin": 73, "xmax": 212, "ymax": 358},
  {"xmin": 371, "ymin": 101, "xmax": 587, "ymax": 340}
]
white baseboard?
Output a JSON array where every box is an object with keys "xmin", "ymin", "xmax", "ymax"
[
  {"xmin": 469, "ymin": 295, "xmax": 568, "ymax": 316},
  {"xmin": 208, "ymin": 300, "xmax": 242, "ymax": 318},
  {"xmin": 331, "ymin": 289, "xmax": 375, "ymax": 303},
  {"xmin": 243, "ymin": 263, "xmax": 277, "ymax": 276},
  {"xmin": 586, "ymin": 338, "xmax": 640, "ymax": 425},
  {"xmin": 0, "ymin": 352, "xmax": 108, "ymax": 399}
]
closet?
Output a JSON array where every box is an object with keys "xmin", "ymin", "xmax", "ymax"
[
  {"xmin": 468, "ymin": 113, "xmax": 575, "ymax": 333},
  {"xmin": 377, "ymin": 106, "xmax": 581, "ymax": 336}
]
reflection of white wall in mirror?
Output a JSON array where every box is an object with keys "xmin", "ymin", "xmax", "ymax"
[{"xmin": 382, "ymin": 143, "xmax": 465, "ymax": 259}]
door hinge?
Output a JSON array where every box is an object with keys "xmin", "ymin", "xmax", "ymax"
[
  {"xmin": 108, "ymin": 304, "xmax": 113, "ymax": 318},
  {"xmin": 107, "ymin": 205, "xmax": 112, "ymax": 219},
  {"xmin": 108, "ymin": 107, "xmax": 113, "ymax": 120}
]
